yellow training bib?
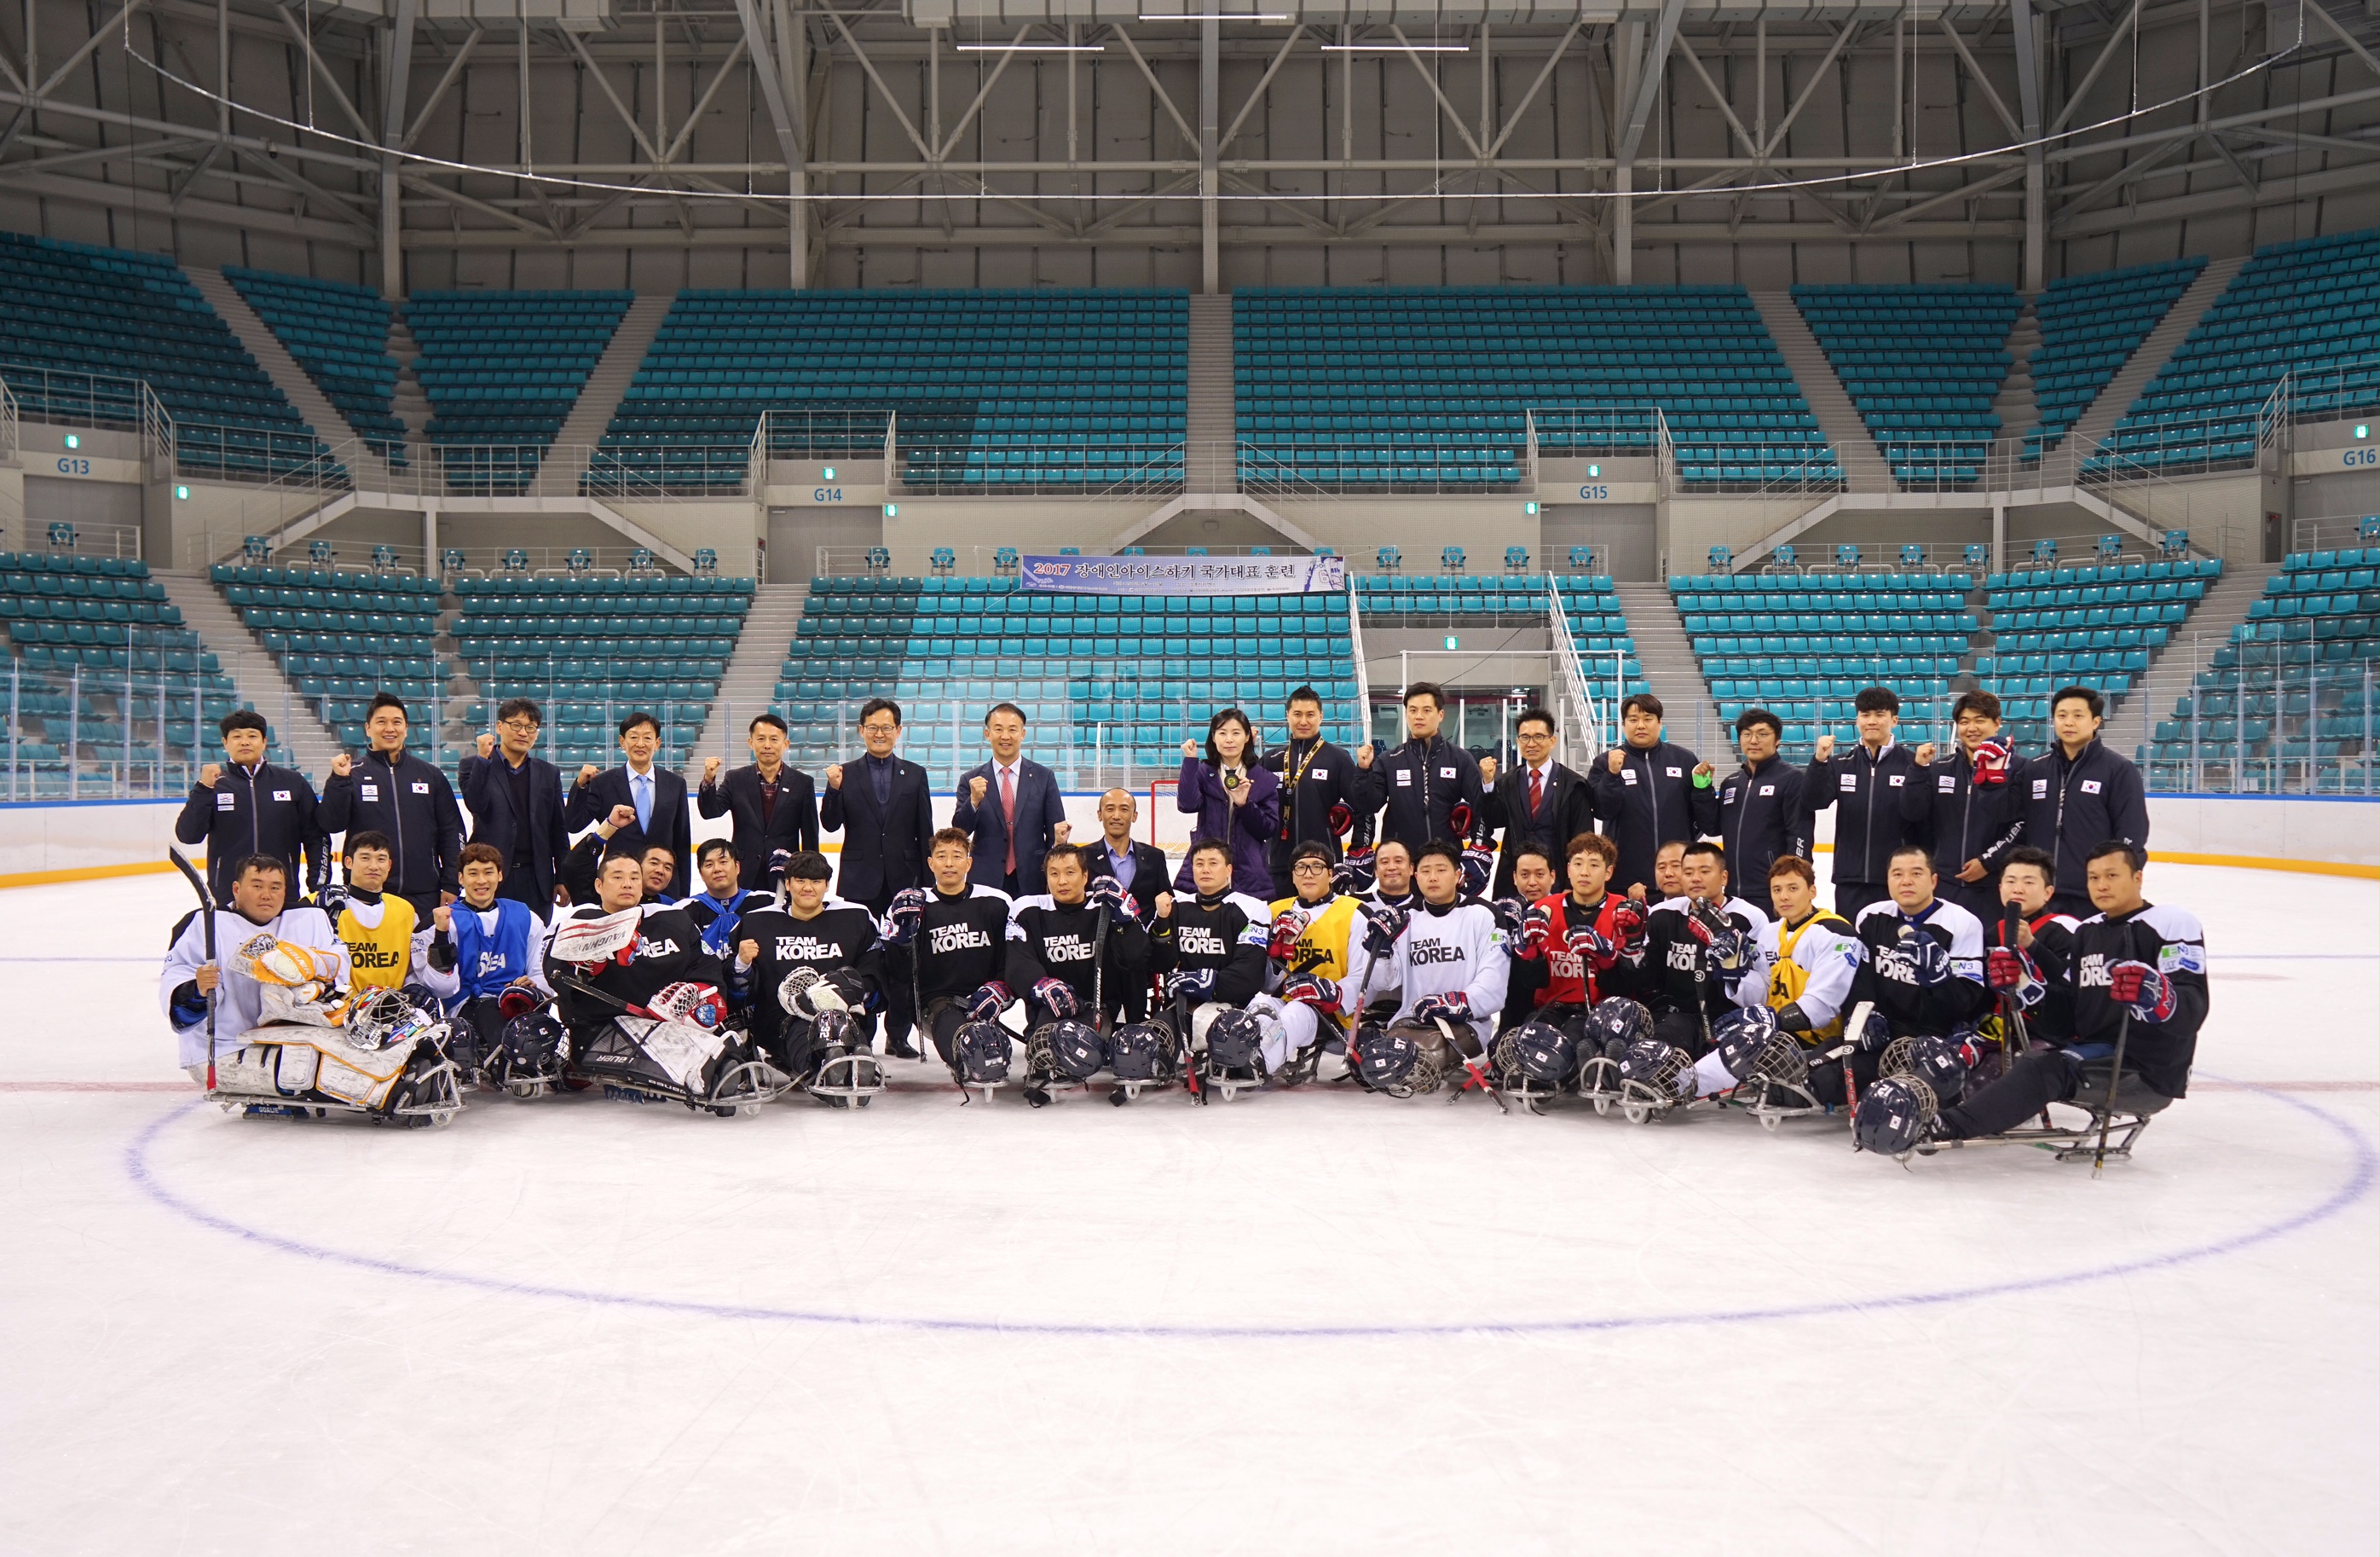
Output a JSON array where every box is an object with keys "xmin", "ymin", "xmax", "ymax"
[{"xmin": 338, "ymin": 898, "xmax": 419, "ymax": 991}]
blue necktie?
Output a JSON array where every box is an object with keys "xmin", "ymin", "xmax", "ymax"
[{"xmin": 633, "ymin": 772, "xmax": 653, "ymax": 833}]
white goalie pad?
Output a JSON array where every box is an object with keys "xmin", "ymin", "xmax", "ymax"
[
  {"xmin": 615, "ymin": 1015, "xmax": 731, "ymax": 1092},
  {"xmin": 234, "ymin": 1023, "xmax": 426, "ymax": 1108},
  {"xmin": 236, "ymin": 935, "xmax": 345, "ymax": 993},
  {"xmin": 549, "ymin": 907, "xmax": 644, "ymax": 966}
]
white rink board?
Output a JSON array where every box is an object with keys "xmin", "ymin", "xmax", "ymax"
[{"xmin": 0, "ymin": 863, "xmax": 2373, "ymax": 1557}]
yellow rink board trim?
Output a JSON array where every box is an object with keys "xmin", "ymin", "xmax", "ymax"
[{"xmin": 4, "ymin": 839, "xmax": 2371, "ymax": 889}]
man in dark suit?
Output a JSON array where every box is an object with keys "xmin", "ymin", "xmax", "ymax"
[
  {"xmin": 563, "ymin": 710, "xmax": 693, "ymax": 898},
  {"xmin": 696, "ymin": 712, "xmax": 820, "ymax": 892},
  {"xmin": 457, "ymin": 697, "xmax": 570, "ymax": 917},
  {"xmin": 1480, "ymin": 707, "xmax": 1594, "ymax": 900},
  {"xmin": 1260, "ymin": 683, "xmax": 1384, "ymax": 894},
  {"xmin": 1083, "ymin": 786, "xmax": 1171, "ymax": 1023},
  {"xmin": 950, "ymin": 701, "xmax": 1069, "ymax": 894},
  {"xmin": 820, "ymin": 697, "xmax": 935, "ymax": 1058}
]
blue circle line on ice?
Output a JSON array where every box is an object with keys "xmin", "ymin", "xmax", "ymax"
[{"xmin": 124, "ymin": 1081, "xmax": 2375, "ymax": 1341}]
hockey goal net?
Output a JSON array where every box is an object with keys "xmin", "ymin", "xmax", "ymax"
[{"xmin": 1146, "ymin": 778, "xmax": 1196, "ymax": 855}]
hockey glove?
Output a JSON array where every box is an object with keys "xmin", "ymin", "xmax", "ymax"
[
  {"xmin": 1608, "ymin": 898, "xmax": 1650, "ymax": 958},
  {"xmin": 1898, "ymin": 924, "xmax": 1955, "ymax": 987},
  {"xmin": 1163, "ymin": 967, "xmax": 1216, "ymax": 1002},
  {"xmin": 882, "ymin": 888, "xmax": 929, "ymax": 946},
  {"xmin": 315, "ymin": 882, "xmax": 350, "ymax": 921},
  {"xmin": 169, "ymin": 980, "xmax": 209, "ymax": 1029},
  {"xmin": 965, "ymin": 981, "xmax": 1014, "ymax": 1022},
  {"xmin": 1358, "ymin": 900, "xmax": 1409, "ymax": 957},
  {"xmin": 1850, "ymin": 1007, "xmax": 1895, "ymax": 1052},
  {"xmin": 1970, "ymin": 735, "xmax": 2014, "ymax": 786},
  {"xmin": 1489, "ymin": 897, "xmax": 1528, "ymax": 941},
  {"xmin": 1268, "ymin": 907, "xmax": 1310, "ymax": 964},
  {"xmin": 650, "ymin": 981, "xmax": 727, "ymax": 1029},
  {"xmin": 1280, "ymin": 973, "xmax": 1342, "ymax": 1010},
  {"xmin": 777, "ymin": 965, "xmax": 825, "ymax": 1016},
  {"xmin": 824, "ymin": 968, "xmax": 875, "ymax": 1012},
  {"xmin": 1084, "ymin": 874, "xmax": 1129, "ymax": 916},
  {"xmin": 498, "ymin": 982, "xmax": 545, "ymax": 1021},
  {"xmin": 1460, "ymin": 842, "xmax": 1496, "ymax": 895},
  {"xmin": 1565, "ymin": 920, "xmax": 1620, "ymax": 971},
  {"xmin": 1032, "ymin": 978, "xmax": 1082, "ymax": 1019},
  {"xmin": 1447, "ymin": 801, "xmax": 1475, "ymax": 840},
  {"xmin": 1774, "ymin": 1001, "xmax": 1814, "ymax": 1035},
  {"xmin": 1986, "ymin": 946, "xmax": 2047, "ymax": 1007},
  {"xmin": 1332, "ymin": 846, "xmax": 1377, "ymax": 895},
  {"xmin": 765, "ymin": 848, "xmax": 794, "ymax": 881},
  {"xmin": 1326, "ymin": 802, "xmax": 1354, "ymax": 838},
  {"xmin": 1412, "ymin": 991, "xmax": 1474, "ymax": 1026},
  {"xmin": 1519, "ymin": 902, "xmax": 1554, "ymax": 958},
  {"xmin": 2107, "ymin": 959, "xmax": 2176, "ymax": 1023}
]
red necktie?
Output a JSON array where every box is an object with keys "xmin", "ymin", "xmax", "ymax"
[
  {"xmin": 1000, "ymin": 767, "xmax": 1018, "ymax": 875},
  {"xmin": 1528, "ymin": 767, "xmax": 1543, "ymax": 818}
]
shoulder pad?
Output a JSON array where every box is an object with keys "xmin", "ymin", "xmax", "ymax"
[
  {"xmin": 1011, "ymin": 894, "xmax": 1057, "ymax": 916},
  {"xmin": 2136, "ymin": 901, "xmax": 2207, "ymax": 943},
  {"xmin": 969, "ymin": 884, "xmax": 1014, "ymax": 906},
  {"xmin": 1223, "ymin": 892, "xmax": 1272, "ymax": 922}
]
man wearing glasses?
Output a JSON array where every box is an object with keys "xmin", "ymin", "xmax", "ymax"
[{"xmin": 458, "ymin": 697, "xmax": 572, "ymax": 917}]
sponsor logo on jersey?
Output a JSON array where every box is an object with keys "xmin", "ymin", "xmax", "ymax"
[
  {"xmin": 1395, "ymin": 770, "xmax": 1412, "ymax": 787},
  {"xmin": 1409, "ymin": 938, "xmax": 1466, "ymax": 967},
  {"xmin": 775, "ymin": 935, "xmax": 841, "ymax": 962},
  {"xmin": 1939, "ymin": 774, "xmax": 1958, "ymax": 791},
  {"xmin": 2031, "ymin": 778, "xmax": 2049, "ymax": 798},
  {"xmin": 929, "ymin": 923, "xmax": 992, "ymax": 955},
  {"xmin": 360, "ymin": 784, "xmax": 379, "ymax": 801},
  {"xmin": 1178, "ymin": 926, "xmax": 1227, "ymax": 958},
  {"xmin": 2158, "ymin": 941, "xmax": 2205, "ymax": 975},
  {"xmin": 1840, "ymin": 773, "xmax": 1858, "ymax": 790},
  {"xmin": 1621, "ymin": 769, "xmax": 1638, "ymax": 786},
  {"xmin": 217, "ymin": 792, "xmax": 236, "ymax": 809}
]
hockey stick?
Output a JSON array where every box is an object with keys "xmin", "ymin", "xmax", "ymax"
[
  {"xmin": 1841, "ymin": 998, "xmax": 1876, "ymax": 1129},
  {"xmin": 552, "ymin": 970, "xmax": 661, "ymax": 1022},
  {"xmin": 2093, "ymin": 1009, "xmax": 2131, "ymax": 1178},
  {"xmin": 1089, "ymin": 902, "xmax": 1110, "ymax": 1038},
  {"xmin": 168, "ymin": 847, "xmax": 218, "ymax": 1091},
  {"xmin": 1174, "ymin": 990, "xmax": 1205, "ymax": 1103}
]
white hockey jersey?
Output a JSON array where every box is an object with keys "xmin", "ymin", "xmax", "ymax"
[
  {"xmin": 1343, "ymin": 896, "xmax": 1511, "ymax": 1027},
  {"xmin": 159, "ymin": 906, "xmax": 348, "ymax": 1068}
]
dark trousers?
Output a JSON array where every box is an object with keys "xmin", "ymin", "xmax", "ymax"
[
  {"xmin": 2047, "ymin": 889, "xmax": 2094, "ymax": 921},
  {"xmin": 452, "ymin": 996, "xmax": 507, "ymax": 1068},
  {"xmin": 849, "ymin": 883, "xmax": 917, "ymax": 1046},
  {"xmin": 1938, "ymin": 1047, "xmax": 2168, "ymax": 1138},
  {"xmin": 1807, "ymin": 1045, "xmax": 1886, "ymax": 1108},
  {"xmin": 397, "ymin": 888, "xmax": 444, "ymax": 921},
  {"xmin": 1829, "ymin": 879, "xmax": 1885, "ymax": 918},
  {"xmin": 1732, "ymin": 884, "xmax": 1775, "ymax": 922},
  {"xmin": 1938, "ymin": 878, "xmax": 2002, "ymax": 924},
  {"xmin": 1652, "ymin": 1007, "xmax": 1715, "ymax": 1060},
  {"xmin": 497, "ymin": 871, "xmax": 553, "ymax": 920}
]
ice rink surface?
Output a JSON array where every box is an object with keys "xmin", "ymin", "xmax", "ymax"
[{"xmin": 1, "ymin": 861, "xmax": 2372, "ymax": 1557}]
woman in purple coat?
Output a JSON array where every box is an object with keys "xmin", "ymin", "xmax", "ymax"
[{"xmin": 1171, "ymin": 708, "xmax": 1281, "ymax": 898}]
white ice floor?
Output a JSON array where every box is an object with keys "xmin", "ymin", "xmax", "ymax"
[{"xmin": 0, "ymin": 861, "xmax": 2372, "ymax": 1557}]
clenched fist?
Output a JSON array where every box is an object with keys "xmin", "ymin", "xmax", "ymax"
[
  {"xmin": 1053, "ymin": 821, "xmax": 1072, "ymax": 844},
  {"xmin": 702, "ymin": 756, "xmax": 723, "ymax": 784},
  {"xmin": 576, "ymin": 763, "xmax": 600, "ymax": 786},
  {"xmin": 1355, "ymin": 744, "xmax": 1376, "ymax": 768},
  {"xmin": 199, "ymin": 763, "xmax": 222, "ymax": 788},
  {"xmin": 432, "ymin": 903, "xmax": 453, "ymax": 932},
  {"xmin": 968, "ymin": 775, "xmax": 989, "ymax": 805},
  {"xmin": 1912, "ymin": 743, "xmax": 1938, "ymax": 767},
  {"xmin": 476, "ymin": 732, "xmax": 495, "ymax": 760},
  {"xmin": 1606, "ymin": 748, "xmax": 1626, "ymax": 774},
  {"xmin": 1477, "ymin": 756, "xmax": 1499, "ymax": 788},
  {"xmin": 737, "ymin": 938, "xmax": 760, "ymax": 966},
  {"xmin": 1153, "ymin": 892, "xmax": 1174, "ymax": 918},
  {"xmin": 824, "ymin": 764, "xmax": 844, "ymax": 790},
  {"xmin": 1814, "ymin": 734, "xmax": 1837, "ymax": 762},
  {"xmin": 600, "ymin": 803, "xmax": 636, "ymax": 835},
  {"xmin": 1181, "ymin": 739, "xmax": 1200, "ymax": 759},
  {"xmin": 330, "ymin": 752, "xmax": 353, "ymax": 778}
]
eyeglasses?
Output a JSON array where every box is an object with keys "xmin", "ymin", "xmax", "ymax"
[
  {"xmin": 859, "ymin": 722, "xmax": 898, "ymax": 734},
  {"xmin": 499, "ymin": 720, "xmax": 540, "ymax": 733},
  {"xmin": 1290, "ymin": 860, "xmax": 1331, "ymax": 874}
]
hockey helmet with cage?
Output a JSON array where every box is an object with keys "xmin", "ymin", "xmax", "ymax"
[
  {"xmin": 494, "ymin": 1010, "xmax": 569, "ymax": 1085},
  {"xmin": 347, "ymin": 985, "xmax": 437, "ymax": 1051},
  {"xmin": 1617, "ymin": 1035, "xmax": 1690, "ymax": 1093},
  {"xmin": 1900, "ymin": 1033, "xmax": 1974, "ymax": 1105},
  {"xmin": 1042, "ymin": 1020, "xmax": 1108, "ymax": 1082},
  {"xmin": 1108, "ymin": 1022, "xmax": 1170, "ymax": 1082},
  {"xmin": 1853, "ymin": 1074, "xmax": 1938, "ymax": 1155},
  {"xmin": 1199, "ymin": 1008, "xmax": 1267, "ymax": 1074},
  {"xmin": 1712, "ymin": 1005, "xmax": 1782, "ymax": 1074},
  {"xmin": 1502, "ymin": 1020, "xmax": 1580, "ymax": 1087},
  {"xmin": 1586, "ymin": 996, "xmax": 1655, "ymax": 1059},
  {"xmin": 951, "ymin": 1021, "xmax": 1013, "ymax": 1085}
]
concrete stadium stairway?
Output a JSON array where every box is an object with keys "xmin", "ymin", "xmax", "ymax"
[
  {"xmin": 2056, "ymin": 257, "xmax": 2245, "ymax": 454},
  {"xmin": 1186, "ymin": 293, "xmax": 1235, "ymax": 493},
  {"xmin": 689, "ymin": 581, "xmax": 810, "ymax": 761},
  {"xmin": 1612, "ymin": 581, "xmax": 1728, "ymax": 758},
  {"xmin": 1992, "ymin": 298, "xmax": 2041, "ymax": 443},
  {"xmin": 187, "ymin": 267, "xmax": 392, "ymax": 486},
  {"xmin": 154, "ymin": 570, "xmax": 348, "ymax": 777},
  {"xmin": 2107, "ymin": 562, "xmax": 2272, "ymax": 760},
  {"xmin": 555, "ymin": 294, "xmax": 676, "ymax": 482},
  {"xmin": 1750, "ymin": 291, "xmax": 1892, "ymax": 495}
]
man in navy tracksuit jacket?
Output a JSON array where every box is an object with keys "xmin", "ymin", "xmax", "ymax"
[
  {"xmin": 1713, "ymin": 708, "xmax": 1805, "ymax": 919},
  {"xmin": 1803, "ymin": 686, "xmax": 1929, "ymax": 918},
  {"xmin": 1586, "ymin": 693, "xmax": 1721, "ymax": 900},
  {"xmin": 2019, "ymin": 686, "xmax": 2150, "ymax": 919},
  {"xmin": 1915, "ymin": 690, "xmax": 2025, "ymax": 921},
  {"xmin": 174, "ymin": 709, "xmax": 326, "ymax": 900}
]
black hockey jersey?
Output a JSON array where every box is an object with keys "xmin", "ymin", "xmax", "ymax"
[
  {"xmin": 1007, "ymin": 895, "xmax": 1149, "ymax": 1010},
  {"xmin": 1848, "ymin": 898, "xmax": 1990, "ymax": 1039},
  {"xmin": 544, "ymin": 901, "xmax": 711, "ymax": 1031},
  {"xmin": 1634, "ymin": 895, "xmax": 1773, "ymax": 1020},
  {"xmin": 2066, "ymin": 902, "xmax": 2208, "ymax": 1097},
  {"xmin": 1988, "ymin": 902, "xmax": 2080, "ymax": 1045},
  {"xmin": 909, "ymin": 884, "xmax": 1017, "ymax": 1004},
  {"xmin": 1149, "ymin": 890, "xmax": 1270, "ymax": 1007},
  {"xmin": 730, "ymin": 899, "xmax": 884, "ymax": 1051}
]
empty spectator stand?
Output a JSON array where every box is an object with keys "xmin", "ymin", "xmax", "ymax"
[
  {"xmin": 1975, "ymin": 557, "xmax": 2222, "ymax": 750},
  {"xmin": 404, "ymin": 290, "xmax": 633, "ymax": 494},
  {"xmin": 1233, "ymin": 287, "xmax": 1836, "ymax": 490},
  {"xmin": 0, "ymin": 233, "xmax": 332, "ymax": 481},
  {"xmin": 1352, "ymin": 572, "xmax": 1649, "ymax": 694},
  {"xmin": 1791, "ymin": 284, "xmax": 2020, "ymax": 486},
  {"xmin": 1670, "ymin": 570, "xmax": 1979, "ymax": 755},
  {"xmin": 771, "ymin": 576, "xmax": 1360, "ymax": 778},
  {"xmin": 594, "ymin": 290, "xmax": 1189, "ymax": 493},
  {"xmin": 2143, "ymin": 546, "xmax": 2379, "ymax": 789},
  {"xmin": 3, "ymin": 551, "xmax": 241, "ymax": 790},
  {"xmin": 209, "ymin": 564, "xmax": 444, "ymax": 750},
  {"xmin": 2023, "ymin": 258, "xmax": 2207, "ymax": 458},
  {"xmin": 2093, "ymin": 230, "xmax": 2379, "ymax": 473},
  {"xmin": 223, "ymin": 266, "xmax": 408, "ymax": 465},
  {"xmin": 450, "ymin": 572, "xmax": 754, "ymax": 768}
]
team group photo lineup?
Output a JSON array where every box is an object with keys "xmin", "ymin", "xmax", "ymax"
[{"xmin": 165, "ymin": 670, "xmax": 2196, "ymax": 1158}]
